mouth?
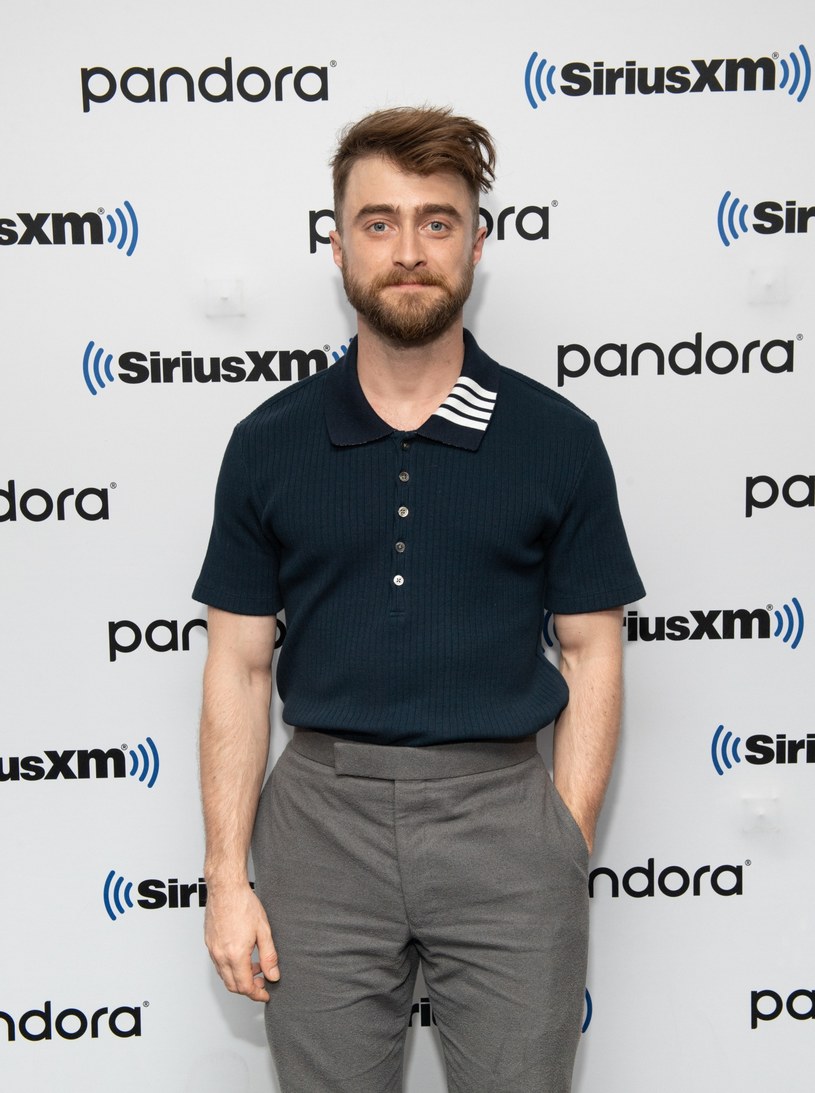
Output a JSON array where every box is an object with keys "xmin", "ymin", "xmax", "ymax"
[{"xmin": 382, "ymin": 278, "xmax": 445, "ymax": 291}]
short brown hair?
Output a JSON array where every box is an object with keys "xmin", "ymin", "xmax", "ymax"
[{"xmin": 331, "ymin": 105, "xmax": 496, "ymax": 228}]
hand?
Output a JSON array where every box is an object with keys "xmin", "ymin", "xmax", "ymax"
[
  {"xmin": 557, "ymin": 789, "xmax": 595, "ymax": 855},
  {"xmin": 204, "ymin": 883, "xmax": 279, "ymax": 1002}
]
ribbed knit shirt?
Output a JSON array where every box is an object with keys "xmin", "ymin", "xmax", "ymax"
[{"xmin": 193, "ymin": 330, "xmax": 645, "ymax": 745}]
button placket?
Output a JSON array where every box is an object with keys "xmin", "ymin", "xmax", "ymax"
[{"xmin": 390, "ymin": 436, "xmax": 414, "ymax": 612}]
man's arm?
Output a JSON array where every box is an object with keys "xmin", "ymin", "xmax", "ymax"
[
  {"xmin": 551, "ymin": 607, "xmax": 624, "ymax": 854},
  {"xmin": 200, "ymin": 606, "xmax": 280, "ymax": 1001}
]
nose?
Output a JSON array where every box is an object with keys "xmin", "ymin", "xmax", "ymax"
[{"xmin": 391, "ymin": 227, "xmax": 426, "ymax": 270}]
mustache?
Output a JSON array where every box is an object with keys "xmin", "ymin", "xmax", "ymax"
[{"xmin": 370, "ymin": 270, "xmax": 451, "ymax": 290}]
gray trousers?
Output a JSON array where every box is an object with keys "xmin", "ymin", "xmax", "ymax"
[{"xmin": 252, "ymin": 731, "xmax": 589, "ymax": 1093}]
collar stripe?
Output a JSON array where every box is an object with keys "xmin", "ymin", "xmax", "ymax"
[
  {"xmin": 452, "ymin": 375, "xmax": 498, "ymax": 402},
  {"xmin": 433, "ymin": 405, "xmax": 490, "ymax": 431},
  {"xmin": 443, "ymin": 395, "xmax": 493, "ymax": 421},
  {"xmin": 445, "ymin": 389, "xmax": 496, "ymax": 412}
]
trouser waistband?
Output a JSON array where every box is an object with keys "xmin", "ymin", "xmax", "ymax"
[{"xmin": 291, "ymin": 728, "xmax": 538, "ymax": 780}]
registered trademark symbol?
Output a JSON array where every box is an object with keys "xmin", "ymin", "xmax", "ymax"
[
  {"xmin": 110, "ymin": 481, "xmax": 117, "ymax": 489},
  {"xmin": 121, "ymin": 744, "xmax": 128, "ymax": 751},
  {"xmin": 323, "ymin": 344, "xmax": 330, "ymax": 351},
  {"xmin": 796, "ymin": 333, "xmax": 803, "ymax": 341},
  {"xmin": 330, "ymin": 60, "xmax": 337, "ymax": 67},
  {"xmin": 142, "ymin": 1001, "xmax": 150, "ymax": 1007},
  {"xmin": 772, "ymin": 52, "xmax": 779, "ymax": 60},
  {"xmin": 767, "ymin": 604, "xmax": 773, "ymax": 611},
  {"xmin": 98, "ymin": 207, "xmax": 105, "ymax": 215},
  {"xmin": 745, "ymin": 859, "xmax": 752, "ymax": 866},
  {"xmin": 551, "ymin": 200, "xmax": 558, "ymax": 207}
]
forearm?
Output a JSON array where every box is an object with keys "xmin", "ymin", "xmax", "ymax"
[
  {"xmin": 552, "ymin": 610, "xmax": 623, "ymax": 852},
  {"xmin": 200, "ymin": 653, "xmax": 272, "ymax": 888}
]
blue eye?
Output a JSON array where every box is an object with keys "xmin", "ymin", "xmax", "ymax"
[
  {"xmin": 429, "ymin": 221, "xmax": 445, "ymax": 232},
  {"xmin": 370, "ymin": 222, "xmax": 387, "ymax": 232}
]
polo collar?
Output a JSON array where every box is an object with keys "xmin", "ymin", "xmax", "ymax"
[{"xmin": 324, "ymin": 329, "xmax": 500, "ymax": 451}]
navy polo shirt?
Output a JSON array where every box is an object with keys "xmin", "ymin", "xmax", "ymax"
[{"xmin": 193, "ymin": 330, "xmax": 645, "ymax": 745}]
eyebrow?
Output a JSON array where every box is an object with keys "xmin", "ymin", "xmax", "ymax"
[{"xmin": 354, "ymin": 203, "xmax": 465, "ymax": 224}]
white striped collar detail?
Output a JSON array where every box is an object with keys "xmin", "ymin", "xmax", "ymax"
[{"xmin": 433, "ymin": 378, "xmax": 497, "ymax": 432}]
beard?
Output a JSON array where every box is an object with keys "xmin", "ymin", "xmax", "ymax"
[{"xmin": 341, "ymin": 263, "xmax": 474, "ymax": 346}]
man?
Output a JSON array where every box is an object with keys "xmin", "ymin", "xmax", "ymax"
[{"xmin": 194, "ymin": 106, "xmax": 644, "ymax": 1093}]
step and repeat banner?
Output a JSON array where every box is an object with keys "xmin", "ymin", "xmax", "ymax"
[{"xmin": 1, "ymin": 1, "xmax": 812, "ymax": 1089}]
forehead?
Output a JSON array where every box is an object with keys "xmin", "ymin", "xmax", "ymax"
[{"xmin": 342, "ymin": 155, "xmax": 473, "ymax": 217}]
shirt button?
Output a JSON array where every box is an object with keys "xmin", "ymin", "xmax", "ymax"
[
  {"xmin": 397, "ymin": 506, "xmax": 409, "ymax": 518},
  {"xmin": 395, "ymin": 541, "xmax": 406, "ymax": 553},
  {"xmin": 393, "ymin": 575, "xmax": 405, "ymax": 586},
  {"xmin": 398, "ymin": 470, "xmax": 410, "ymax": 483},
  {"xmin": 401, "ymin": 440, "xmax": 410, "ymax": 450}
]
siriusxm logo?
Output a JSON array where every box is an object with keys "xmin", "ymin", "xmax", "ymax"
[
  {"xmin": 589, "ymin": 859, "xmax": 744, "ymax": 898},
  {"xmin": 556, "ymin": 333, "xmax": 794, "ymax": 387},
  {"xmin": 83, "ymin": 340, "xmax": 332, "ymax": 395},
  {"xmin": 108, "ymin": 616, "xmax": 285, "ymax": 661},
  {"xmin": 308, "ymin": 204, "xmax": 552, "ymax": 254},
  {"xmin": 543, "ymin": 599, "xmax": 804, "ymax": 648},
  {"xmin": 0, "ymin": 738, "xmax": 159, "ymax": 789},
  {"xmin": 0, "ymin": 480, "xmax": 110, "ymax": 523},
  {"xmin": 0, "ymin": 1001, "xmax": 143, "ymax": 1042},
  {"xmin": 0, "ymin": 203, "xmax": 138, "ymax": 256},
  {"xmin": 103, "ymin": 871, "xmax": 211, "ymax": 920},
  {"xmin": 711, "ymin": 724, "xmax": 815, "ymax": 776},
  {"xmin": 752, "ymin": 988, "xmax": 815, "ymax": 1029},
  {"xmin": 746, "ymin": 475, "xmax": 814, "ymax": 517},
  {"xmin": 524, "ymin": 45, "xmax": 810, "ymax": 106},
  {"xmin": 81, "ymin": 58, "xmax": 330, "ymax": 113},
  {"xmin": 717, "ymin": 192, "xmax": 815, "ymax": 245}
]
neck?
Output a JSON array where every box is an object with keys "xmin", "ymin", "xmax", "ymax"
[{"xmin": 355, "ymin": 317, "xmax": 466, "ymax": 430}]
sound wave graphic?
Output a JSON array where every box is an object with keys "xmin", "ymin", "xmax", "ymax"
[
  {"xmin": 773, "ymin": 597, "xmax": 804, "ymax": 649},
  {"xmin": 83, "ymin": 339, "xmax": 115, "ymax": 396},
  {"xmin": 105, "ymin": 200, "xmax": 139, "ymax": 257},
  {"xmin": 103, "ymin": 869, "xmax": 134, "ymax": 922},
  {"xmin": 128, "ymin": 736, "xmax": 160, "ymax": 788},
  {"xmin": 583, "ymin": 989, "xmax": 593, "ymax": 1033},
  {"xmin": 524, "ymin": 51, "xmax": 558, "ymax": 108},
  {"xmin": 542, "ymin": 610, "xmax": 557, "ymax": 648},
  {"xmin": 779, "ymin": 44, "xmax": 811, "ymax": 103},
  {"xmin": 331, "ymin": 340, "xmax": 351, "ymax": 363},
  {"xmin": 711, "ymin": 723, "xmax": 742, "ymax": 776},
  {"xmin": 717, "ymin": 191, "xmax": 750, "ymax": 247}
]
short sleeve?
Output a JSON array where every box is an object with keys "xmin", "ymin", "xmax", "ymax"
[
  {"xmin": 544, "ymin": 422, "xmax": 645, "ymax": 614},
  {"xmin": 192, "ymin": 426, "xmax": 283, "ymax": 615}
]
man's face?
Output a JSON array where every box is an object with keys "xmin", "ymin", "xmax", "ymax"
[{"xmin": 330, "ymin": 156, "xmax": 486, "ymax": 346}]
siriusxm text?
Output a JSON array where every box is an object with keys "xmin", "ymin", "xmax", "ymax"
[
  {"xmin": 559, "ymin": 56, "xmax": 775, "ymax": 97},
  {"xmin": 116, "ymin": 349, "xmax": 328, "ymax": 384},
  {"xmin": 1, "ymin": 749, "xmax": 126, "ymax": 782},
  {"xmin": 624, "ymin": 608, "xmax": 770, "ymax": 642}
]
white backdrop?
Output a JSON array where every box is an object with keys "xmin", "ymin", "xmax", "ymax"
[{"xmin": 1, "ymin": 1, "xmax": 813, "ymax": 1089}]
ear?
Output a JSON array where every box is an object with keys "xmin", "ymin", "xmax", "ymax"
[
  {"xmin": 329, "ymin": 230, "xmax": 343, "ymax": 270},
  {"xmin": 471, "ymin": 224, "xmax": 487, "ymax": 267}
]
